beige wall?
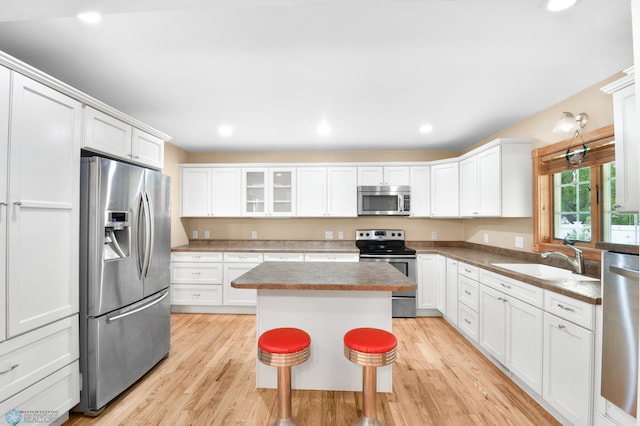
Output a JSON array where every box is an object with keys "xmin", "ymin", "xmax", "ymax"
[
  {"xmin": 165, "ymin": 71, "xmax": 625, "ymax": 251},
  {"xmin": 164, "ymin": 142, "xmax": 190, "ymax": 246}
]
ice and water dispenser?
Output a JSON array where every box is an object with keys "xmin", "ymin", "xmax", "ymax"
[{"xmin": 104, "ymin": 211, "xmax": 130, "ymax": 260}]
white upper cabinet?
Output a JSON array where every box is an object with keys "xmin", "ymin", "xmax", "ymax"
[
  {"xmin": 430, "ymin": 161, "xmax": 459, "ymax": 217},
  {"xmin": 84, "ymin": 106, "xmax": 164, "ymax": 169},
  {"xmin": 181, "ymin": 167, "xmax": 242, "ymax": 217},
  {"xmin": 7, "ymin": 73, "xmax": 81, "ymax": 337},
  {"xmin": 297, "ymin": 166, "xmax": 357, "ymax": 217},
  {"xmin": 181, "ymin": 167, "xmax": 212, "ymax": 217},
  {"xmin": 602, "ymin": 68, "xmax": 637, "ymax": 213},
  {"xmin": 459, "ymin": 140, "xmax": 532, "ymax": 217},
  {"xmin": 326, "ymin": 167, "xmax": 358, "ymax": 217},
  {"xmin": 357, "ymin": 166, "xmax": 410, "ymax": 186},
  {"xmin": 211, "ymin": 168, "xmax": 242, "ymax": 216},
  {"xmin": 242, "ymin": 167, "xmax": 295, "ymax": 217},
  {"xmin": 409, "ymin": 166, "xmax": 430, "ymax": 217}
]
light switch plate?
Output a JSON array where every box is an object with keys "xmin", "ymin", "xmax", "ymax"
[
  {"xmin": 204, "ymin": 230, "xmax": 210, "ymax": 239},
  {"xmin": 515, "ymin": 236, "xmax": 524, "ymax": 248},
  {"xmin": 192, "ymin": 230, "xmax": 198, "ymax": 239},
  {"xmin": 431, "ymin": 231, "xmax": 438, "ymax": 240},
  {"xmin": 325, "ymin": 231, "xmax": 333, "ymax": 239}
]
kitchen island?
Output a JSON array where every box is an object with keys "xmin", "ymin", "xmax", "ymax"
[{"xmin": 231, "ymin": 261, "xmax": 416, "ymax": 392}]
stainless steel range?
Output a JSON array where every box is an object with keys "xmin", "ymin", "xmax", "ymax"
[{"xmin": 356, "ymin": 229, "xmax": 417, "ymax": 318}]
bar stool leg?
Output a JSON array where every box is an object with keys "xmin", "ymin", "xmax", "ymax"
[
  {"xmin": 354, "ymin": 366, "xmax": 383, "ymax": 426},
  {"xmin": 274, "ymin": 366, "xmax": 295, "ymax": 426}
]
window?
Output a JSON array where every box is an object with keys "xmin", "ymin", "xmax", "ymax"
[{"xmin": 533, "ymin": 125, "xmax": 617, "ymax": 261}]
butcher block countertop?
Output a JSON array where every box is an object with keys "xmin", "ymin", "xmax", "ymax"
[{"xmin": 231, "ymin": 261, "xmax": 416, "ymax": 291}]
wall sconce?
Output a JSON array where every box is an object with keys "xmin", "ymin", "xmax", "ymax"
[
  {"xmin": 552, "ymin": 111, "xmax": 589, "ymax": 134},
  {"xmin": 552, "ymin": 112, "xmax": 589, "ymax": 165}
]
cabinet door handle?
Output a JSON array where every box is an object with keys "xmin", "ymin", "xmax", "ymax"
[
  {"xmin": 0, "ymin": 201, "xmax": 6, "ymax": 206},
  {"xmin": 13, "ymin": 201, "xmax": 22, "ymax": 206},
  {"xmin": 464, "ymin": 290, "xmax": 471, "ymax": 295},
  {"xmin": 500, "ymin": 282, "xmax": 511, "ymax": 289},
  {"xmin": 464, "ymin": 318, "xmax": 471, "ymax": 325},
  {"xmin": 557, "ymin": 304, "xmax": 575, "ymax": 313},
  {"xmin": 558, "ymin": 324, "xmax": 567, "ymax": 330},
  {"xmin": 0, "ymin": 364, "xmax": 19, "ymax": 375},
  {"xmin": 464, "ymin": 268, "xmax": 472, "ymax": 273}
]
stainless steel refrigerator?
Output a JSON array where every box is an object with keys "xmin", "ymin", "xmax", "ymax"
[{"xmin": 78, "ymin": 156, "xmax": 171, "ymax": 415}]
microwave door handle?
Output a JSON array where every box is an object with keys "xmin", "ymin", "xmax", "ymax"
[{"xmin": 398, "ymin": 194, "xmax": 403, "ymax": 212}]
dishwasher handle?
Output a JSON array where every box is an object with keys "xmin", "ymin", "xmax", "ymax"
[{"xmin": 610, "ymin": 265, "xmax": 640, "ymax": 280}]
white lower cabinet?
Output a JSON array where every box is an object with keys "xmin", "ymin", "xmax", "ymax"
[
  {"xmin": 479, "ymin": 284, "xmax": 543, "ymax": 394},
  {"xmin": 417, "ymin": 254, "xmax": 445, "ymax": 311},
  {"xmin": 445, "ymin": 258, "xmax": 458, "ymax": 325},
  {"xmin": 222, "ymin": 252, "xmax": 263, "ymax": 306},
  {"xmin": 170, "ymin": 252, "xmax": 223, "ymax": 306},
  {"xmin": 304, "ymin": 253, "xmax": 359, "ymax": 262},
  {"xmin": 543, "ymin": 301, "xmax": 594, "ymax": 426}
]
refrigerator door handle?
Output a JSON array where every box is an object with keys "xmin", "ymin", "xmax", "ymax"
[
  {"xmin": 105, "ymin": 291, "xmax": 168, "ymax": 324},
  {"xmin": 144, "ymin": 191, "xmax": 155, "ymax": 277},
  {"xmin": 138, "ymin": 192, "xmax": 152, "ymax": 278}
]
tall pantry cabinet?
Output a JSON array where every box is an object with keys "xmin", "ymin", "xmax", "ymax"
[{"xmin": 0, "ymin": 68, "xmax": 81, "ymax": 421}]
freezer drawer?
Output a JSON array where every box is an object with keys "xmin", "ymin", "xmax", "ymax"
[{"xmin": 81, "ymin": 290, "xmax": 170, "ymax": 413}]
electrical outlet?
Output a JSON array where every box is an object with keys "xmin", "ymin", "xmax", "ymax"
[
  {"xmin": 192, "ymin": 230, "xmax": 198, "ymax": 239},
  {"xmin": 431, "ymin": 231, "xmax": 437, "ymax": 240},
  {"xmin": 483, "ymin": 233, "xmax": 489, "ymax": 244},
  {"xmin": 251, "ymin": 231, "xmax": 258, "ymax": 239},
  {"xmin": 515, "ymin": 236, "xmax": 524, "ymax": 248},
  {"xmin": 204, "ymin": 230, "xmax": 210, "ymax": 239},
  {"xmin": 325, "ymin": 231, "xmax": 333, "ymax": 239},
  {"xmin": 338, "ymin": 231, "xmax": 344, "ymax": 240}
]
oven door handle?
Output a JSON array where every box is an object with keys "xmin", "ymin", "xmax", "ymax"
[{"xmin": 359, "ymin": 254, "xmax": 417, "ymax": 259}]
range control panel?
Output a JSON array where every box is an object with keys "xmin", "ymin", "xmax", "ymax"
[{"xmin": 355, "ymin": 229, "xmax": 405, "ymax": 241}]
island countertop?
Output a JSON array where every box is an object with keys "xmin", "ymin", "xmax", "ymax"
[{"xmin": 231, "ymin": 261, "xmax": 416, "ymax": 291}]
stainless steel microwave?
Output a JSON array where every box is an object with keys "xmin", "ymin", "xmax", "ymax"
[{"xmin": 357, "ymin": 185, "xmax": 411, "ymax": 216}]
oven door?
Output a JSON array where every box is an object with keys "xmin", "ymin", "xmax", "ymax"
[{"xmin": 359, "ymin": 255, "xmax": 416, "ymax": 317}]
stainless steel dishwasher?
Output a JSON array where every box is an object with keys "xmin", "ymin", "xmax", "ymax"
[{"xmin": 601, "ymin": 251, "xmax": 640, "ymax": 418}]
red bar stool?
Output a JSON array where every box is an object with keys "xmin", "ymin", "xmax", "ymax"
[
  {"xmin": 344, "ymin": 327, "xmax": 397, "ymax": 426},
  {"xmin": 258, "ymin": 327, "xmax": 311, "ymax": 426}
]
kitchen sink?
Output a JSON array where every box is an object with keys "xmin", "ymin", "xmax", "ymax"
[{"xmin": 491, "ymin": 263, "xmax": 599, "ymax": 282}]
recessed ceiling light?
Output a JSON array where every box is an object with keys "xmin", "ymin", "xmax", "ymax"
[
  {"xmin": 218, "ymin": 125, "xmax": 234, "ymax": 137},
  {"xmin": 77, "ymin": 11, "xmax": 102, "ymax": 24},
  {"xmin": 317, "ymin": 121, "xmax": 331, "ymax": 137},
  {"xmin": 546, "ymin": 0, "xmax": 577, "ymax": 12},
  {"xmin": 419, "ymin": 124, "xmax": 433, "ymax": 134}
]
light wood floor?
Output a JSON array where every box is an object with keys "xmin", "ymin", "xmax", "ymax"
[{"xmin": 65, "ymin": 314, "xmax": 559, "ymax": 426}]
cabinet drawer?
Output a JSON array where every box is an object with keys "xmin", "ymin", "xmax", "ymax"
[
  {"xmin": 0, "ymin": 315, "xmax": 78, "ymax": 402},
  {"xmin": 0, "ymin": 361, "xmax": 79, "ymax": 421},
  {"xmin": 544, "ymin": 291, "xmax": 595, "ymax": 330},
  {"xmin": 304, "ymin": 253, "xmax": 359, "ymax": 262},
  {"xmin": 458, "ymin": 276, "xmax": 479, "ymax": 311},
  {"xmin": 263, "ymin": 253, "xmax": 304, "ymax": 262},
  {"xmin": 223, "ymin": 252, "xmax": 264, "ymax": 263},
  {"xmin": 480, "ymin": 269, "xmax": 544, "ymax": 308},
  {"xmin": 458, "ymin": 262, "xmax": 479, "ymax": 281},
  {"xmin": 170, "ymin": 252, "xmax": 223, "ymax": 262},
  {"xmin": 458, "ymin": 302, "xmax": 479, "ymax": 342},
  {"xmin": 171, "ymin": 285, "xmax": 222, "ymax": 306},
  {"xmin": 170, "ymin": 262, "xmax": 223, "ymax": 284}
]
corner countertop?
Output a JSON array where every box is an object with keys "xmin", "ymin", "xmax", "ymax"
[
  {"xmin": 407, "ymin": 242, "xmax": 601, "ymax": 305},
  {"xmin": 231, "ymin": 261, "xmax": 416, "ymax": 291},
  {"xmin": 172, "ymin": 240, "xmax": 602, "ymax": 304}
]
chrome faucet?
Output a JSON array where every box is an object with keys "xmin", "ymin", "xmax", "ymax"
[{"xmin": 540, "ymin": 237, "xmax": 584, "ymax": 274}]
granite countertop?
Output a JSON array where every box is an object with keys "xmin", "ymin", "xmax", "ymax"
[
  {"xmin": 231, "ymin": 261, "xmax": 416, "ymax": 291},
  {"xmin": 172, "ymin": 240, "xmax": 359, "ymax": 253},
  {"xmin": 173, "ymin": 240, "xmax": 603, "ymax": 304},
  {"xmin": 407, "ymin": 242, "xmax": 601, "ymax": 305}
]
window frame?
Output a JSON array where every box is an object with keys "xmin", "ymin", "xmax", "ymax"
[{"xmin": 532, "ymin": 125, "xmax": 615, "ymax": 261}]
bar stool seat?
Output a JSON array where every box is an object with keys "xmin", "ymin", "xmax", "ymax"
[
  {"xmin": 344, "ymin": 328, "xmax": 397, "ymax": 426},
  {"xmin": 258, "ymin": 328, "xmax": 311, "ymax": 426}
]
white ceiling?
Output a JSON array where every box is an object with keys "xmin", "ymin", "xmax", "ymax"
[{"xmin": 0, "ymin": 0, "xmax": 633, "ymax": 152}]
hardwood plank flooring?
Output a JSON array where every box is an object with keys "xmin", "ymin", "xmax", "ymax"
[{"xmin": 65, "ymin": 314, "xmax": 559, "ymax": 426}]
